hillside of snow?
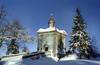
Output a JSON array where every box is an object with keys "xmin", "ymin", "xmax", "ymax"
[{"xmin": 0, "ymin": 54, "xmax": 100, "ymax": 65}]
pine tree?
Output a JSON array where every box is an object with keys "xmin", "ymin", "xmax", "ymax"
[
  {"xmin": 22, "ymin": 44, "xmax": 29, "ymax": 52},
  {"xmin": 69, "ymin": 8, "xmax": 91, "ymax": 59},
  {"xmin": 58, "ymin": 35, "xmax": 64, "ymax": 54},
  {"xmin": 6, "ymin": 39, "xmax": 19, "ymax": 55}
]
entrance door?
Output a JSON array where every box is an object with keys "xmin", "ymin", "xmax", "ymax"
[{"xmin": 45, "ymin": 47, "xmax": 48, "ymax": 51}]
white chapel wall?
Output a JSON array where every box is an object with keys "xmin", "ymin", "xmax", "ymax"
[{"xmin": 38, "ymin": 32, "xmax": 55, "ymax": 52}]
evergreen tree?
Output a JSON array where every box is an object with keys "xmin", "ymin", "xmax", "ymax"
[
  {"xmin": 22, "ymin": 44, "xmax": 29, "ymax": 52},
  {"xmin": 58, "ymin": 35, "xmax": 65, "ymax": 59},
  {"xmin": 6, "ymin": 39, "xmax": 19, "ymax": 55},
  {"xmin": 58, "ymin": 35, "xmax": 64, "ymax": 54},
  {"xmin": 69, "ymin": 8, "xmax": 91, "ymax": 59}
]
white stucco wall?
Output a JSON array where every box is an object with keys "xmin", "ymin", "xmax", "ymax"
[
  {"xmin": 37, "ymin": 31, "xmax": 66, "ymax": 57},
  {"xmin": 38, "ymin": 32, "xmax": 55, "ymax": 52}
]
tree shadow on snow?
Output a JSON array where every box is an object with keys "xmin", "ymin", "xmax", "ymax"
[
  {"xmin": 0, "ymin": 61, "xmax": 6, "ymax": 65},
  {"xmin": 58, "ymin": 60, "xmax": 100, "ymax": 65}
]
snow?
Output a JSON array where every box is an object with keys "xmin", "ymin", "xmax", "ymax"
[
  {"xmin": 37, "ymin": 27, "xmax": 67, "ymax": 35},
  {"xmin": 0, "ymin": 54, "xmax": 100, "ymax": 65},
  {"xmin": 60, "ymin": 54, "xmax": 78, "ymax": 61},
  {"xmin": 1, "ymin": 55, "xmax": 23, "ymax": 65}
]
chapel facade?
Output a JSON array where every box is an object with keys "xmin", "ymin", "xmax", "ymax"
[{"xmin": 37, "ymin": 14, "xmax": 67, "ymax": 57}]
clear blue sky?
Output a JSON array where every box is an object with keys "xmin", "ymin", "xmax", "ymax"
[{"xmin": 0, "ymin": 0, "xmax": 100, "ymax": 56}]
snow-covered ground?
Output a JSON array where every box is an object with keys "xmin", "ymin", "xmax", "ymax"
[{"xmin": 0, "ymin": 54, "xmax": 100, "ymax": 65}]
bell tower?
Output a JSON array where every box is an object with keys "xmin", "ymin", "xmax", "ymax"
[{"xmin": 48, "ymin": 14, "xmax": 55, "ymax": 27}]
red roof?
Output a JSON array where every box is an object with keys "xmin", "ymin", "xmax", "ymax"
[
  {"xmin": 49, "ymin": 14, "xmax": 54, "ymax": 21},
  {"xmin": 49, "ymin": 17, "xmax": 54, "ymax": 21}
]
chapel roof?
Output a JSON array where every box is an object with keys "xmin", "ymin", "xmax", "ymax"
[{"xmin": 37, "ymin": 14, "xmax": 67, "ymax": 35}]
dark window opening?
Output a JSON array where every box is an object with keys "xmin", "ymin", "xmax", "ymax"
[{"xmin": 45, "ymin": 47, "xmax": 48, "ymax": 51}]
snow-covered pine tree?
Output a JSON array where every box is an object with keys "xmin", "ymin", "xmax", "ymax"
[{"xmin": 69, "ymin": 8, "xmax": 91, "ymax": 59}]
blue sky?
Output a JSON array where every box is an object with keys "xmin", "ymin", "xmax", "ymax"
[{"xmin": 0, "ymin": 0, "xmax": 100, "ymax": 56}]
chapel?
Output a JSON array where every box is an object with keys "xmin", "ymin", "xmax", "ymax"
[{"xmin": 37, "ymin": 14, "xmax": 67, "ymax": 57}]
